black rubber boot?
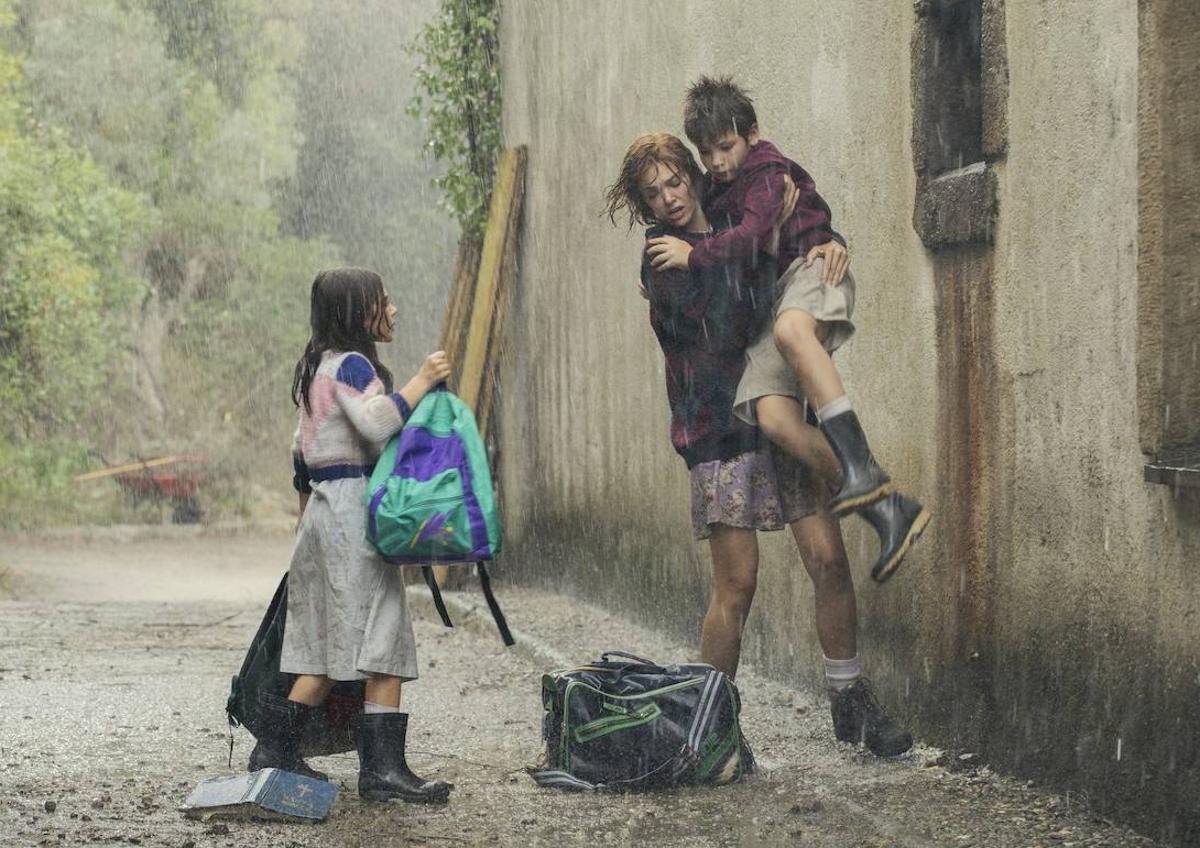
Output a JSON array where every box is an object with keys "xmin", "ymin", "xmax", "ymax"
[
  {"xmin": 247, "ymin": 693, "xmax": 329, "ymax": 781},
  {"xmin": 830, "ymin": 678, "xmax": 913, "ymax": 757},
  {"xmin": 819, "ymin": 409, "xmax": 893, "ymax": 515},
  {"xmin": 860, "ymin": 493, "xmax": 931, "ymax": 584},
  {"xmin": 357, "ymin": 713, "xmax": 452, "ymax": 803}
]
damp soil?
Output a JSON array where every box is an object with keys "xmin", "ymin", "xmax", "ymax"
[{"xmin": 0, "ymin": 527, "xmax": 1155, "ymax": 847}]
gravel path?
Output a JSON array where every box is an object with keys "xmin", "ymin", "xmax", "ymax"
[{"xmin": 0, "ymin": 528, "xmax": 1155, "ymax": 847}]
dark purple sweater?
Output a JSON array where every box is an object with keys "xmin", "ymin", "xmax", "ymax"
[
  {"xmin": 689, "ymin": 139, "xmax": 838, "ymax": 278},
  {"xmin": 641, "ymin": 224, "xmax": 776, "ymax": 469}
]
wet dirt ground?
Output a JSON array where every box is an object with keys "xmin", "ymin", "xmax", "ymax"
[{"xmin": 0, "ymin": 527, "xmax": 1156, "ymax": 847}]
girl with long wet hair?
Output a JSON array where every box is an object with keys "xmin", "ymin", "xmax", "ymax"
[{"xmin": 252, "ymin": 267, "xmax": 454, "ymax": 803}]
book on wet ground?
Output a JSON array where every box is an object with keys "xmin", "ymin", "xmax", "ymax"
[{"xmin": 181, "ymin": 768, "xmax": 337, "ymax": 822}]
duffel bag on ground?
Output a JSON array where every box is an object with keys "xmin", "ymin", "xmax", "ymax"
[{"xmin": 529, "ymin": 651, "xmax": 753, "ymax": 792}]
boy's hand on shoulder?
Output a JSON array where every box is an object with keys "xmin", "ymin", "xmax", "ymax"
[
  {"xmin": 805, "ymin": 240, "xmax": 851, "ymax": 286},
  {"xmin": 647, "ymin": 236, "xmax": 692, "ymax": 272}
]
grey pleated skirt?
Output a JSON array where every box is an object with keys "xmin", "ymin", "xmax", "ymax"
[{"xmin": 280, "ymin": 477, "xmax": 418, "ymax": 682}]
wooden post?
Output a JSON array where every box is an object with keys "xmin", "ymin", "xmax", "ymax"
[
  {"xmin": 439, "ymin": 238, "xmax": 482, "ymax": 391},
  {"xmin": 457, "ymin": 145, "xmax": 528, "ymax": 430},
  {"xmin": 431, "ymin": 145, "xmax": 527, "ymax": 588},
  {"xmin": 475, "ymin": 149, "xmax": 527, "ymax": 440}
]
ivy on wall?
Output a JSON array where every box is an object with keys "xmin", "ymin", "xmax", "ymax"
[{"xmin": 408, "ymin": 0, "xmax": 501, "ymax": 243}]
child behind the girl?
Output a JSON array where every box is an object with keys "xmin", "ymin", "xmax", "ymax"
[{"xmin": 248, "ymin": 267, "xmax": 453, "ymax": 804}]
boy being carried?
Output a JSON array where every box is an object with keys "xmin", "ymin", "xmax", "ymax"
[{"xmin": 648, "ymin": 76, "xmax": 929, "ymax": 583}]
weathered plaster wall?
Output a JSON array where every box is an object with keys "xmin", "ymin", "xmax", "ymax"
[{"xmin": 495, "ymin": 1, "xmax": 1199, "ymax": 842}]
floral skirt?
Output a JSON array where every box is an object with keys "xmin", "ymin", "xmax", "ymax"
[{"xmin": 688, "ymin": 445, "xmax": 823, "ymax": 540}]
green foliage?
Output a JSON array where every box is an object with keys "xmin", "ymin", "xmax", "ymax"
[
  {"xmin": 0, "ymin": 0, "xmax": 455, "ymax": 527},
  {"xmin": 408, "ymin": 0, "xmax": 501, "ymax": 242},
  {"xmin": 144, "ymin": 0, "xmax": 263, "ymax": 106},
  {"xmin": 0, "ymin": 0, "xmax": 318, "ymax": 524},
  {"xmin": 0, "ymin": 437, "xmax": 149, "ymax": 529},
  {"xmin": 168, "ymin": 234, "xmax": 337, "ymax": 439},
  {"xmin": 0, "ymin": 13, "xmax": 150, "ymax": 439},
  {"xmin": 23, "ymin": 0, "xmax": 302, "ymax": 269}
]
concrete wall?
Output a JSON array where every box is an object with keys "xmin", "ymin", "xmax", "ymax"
[{"xmin": 494, "ymin": 2, "xmax": 1200, "ymax": 842}]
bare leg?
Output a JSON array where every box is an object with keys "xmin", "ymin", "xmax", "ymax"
[
  {"xmin": 773, "ymin": 310, "xmax": 845, "ymax": 409},
  {"xmin": 701, "ymin": 525, "xmax": 759, "ymax": 678},
  {"xmin": 788, "ymin": 510, "xmax": 856, "ymax": 660},
  {"xmin": 365, "ymin": 675, "xmax": 403, "ymax": 708},
  {"xmin": 754, "ymin": 394, "xmax": 841, "ymax": 484},
  {"xmin": 288, "ymin": 674, "xmax": 335, "ymax": 706}
]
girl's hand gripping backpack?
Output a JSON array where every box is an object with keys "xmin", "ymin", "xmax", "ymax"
[{"xmin": 366, "ymin": 384, "xmax": 512, "ymax": 645}]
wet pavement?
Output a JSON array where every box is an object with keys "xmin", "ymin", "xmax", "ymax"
[{"xmin": 0, "ymin": 527, "xmax": 1155, "ymax": 847}]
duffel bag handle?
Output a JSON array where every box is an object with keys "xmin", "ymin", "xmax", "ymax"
[{"xmin": 600, "ymin": 651, "xmax": 656, "ymax": 665}]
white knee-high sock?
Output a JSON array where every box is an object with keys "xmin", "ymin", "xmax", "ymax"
[
  {"xmin": 364, "ymin": 700, "xmax": 401, "ymax": 714},
  {"xmin": 824, "ymin": 654, "xmax": 862, "ymax": 691},
  {"xmin": 816, "ymin": 396, "xmax": 853, "ymax": 422}
]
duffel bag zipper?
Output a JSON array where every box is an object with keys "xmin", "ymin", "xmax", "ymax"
[
  {"xmin": 573, "ymin": 702, "xmax": 663, "ymax": 744},
  {"xmin": 559, "ymin": 677, "xmax": 705, "ymax": 768}
]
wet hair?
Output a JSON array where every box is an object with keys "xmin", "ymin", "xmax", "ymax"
[
  {"xmin": 682, "ymin": 75, "xmax": 758, "ymax": 147},
  {"xmin": 291, "ymin": 267, "xmax": 393, "ymax": 411},
  {"xmin": 603, "ymin": 132, "xmax": 704, "ymax": 230}
]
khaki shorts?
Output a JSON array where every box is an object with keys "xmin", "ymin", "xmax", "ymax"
[{"xmin": 733, "ymin": 256, "xmax": 856, "ymax": 425}]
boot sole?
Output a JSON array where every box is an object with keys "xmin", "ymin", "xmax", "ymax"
[
  {"xmin": 871, "ymin": 508, "xmax": 932, "ymax": 584},
  {"xmin": 360, "ymin": 788, "xmax": 451, "ymax": 804},
  {"xmin": 868, "ymin": 735, "xmax": 915, "ymax": 757},
  {"xmin": 831, "ymin": 482, "xmax": 894, "ymax": 516},
  {"xmin": 834, "ymin": 727, "xmax": 915, "ymax": 757}
]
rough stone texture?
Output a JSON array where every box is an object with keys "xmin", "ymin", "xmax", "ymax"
[
  {"xmin": 910, "ymin": 0, "xmax": 1006, "ymax": 248},
  {"xmin": 980, "ymin": 0, "xmax": 1010, "ymax": 159},
  {"xmin": 916, "ymin": 162, "xmax": 997, "ymax": 246},
  {"xmin": 496, "ymin": 1, "xmax": 1200, "ymax": 844}
]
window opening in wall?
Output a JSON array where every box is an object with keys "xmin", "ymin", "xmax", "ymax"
[
  {"xmin": 1138, "ymin": 0, "xmax": 1200, "ymax": 489},
  {"xmin": 911, "ymin": 0, "xmax": 1001, "ymax": 249},
  {"xmin": 924, "ymin": 0, "xmax": 983, "ymax": 176}
]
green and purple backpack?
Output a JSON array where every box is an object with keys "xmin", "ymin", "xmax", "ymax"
[{"xmin": 366, "ymin": 385, "xmax": 512, "ymax": 645}]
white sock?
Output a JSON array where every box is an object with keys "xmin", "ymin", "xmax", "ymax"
[
  {"xmin": 824, "ymin": 654, "xmax": 862, "ymax": 691},
  {"xmin": 816, "ymin": 396, "xmax": 853, "ymax": 422},
  {"xmin": 363, "ymin": 700, "xmax": 402, "ymax": 714}
]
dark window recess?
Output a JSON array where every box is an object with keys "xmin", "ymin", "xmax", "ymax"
[
  {"xmin": 923, "ymin": 0, "xmax": 983, "ymax": 176},
  {"xmin": 911, "ymin": 0, "xmax": 1000, "ymax": 248},
  {"xmin": 1137, "ymin": 0, "xmax": 1200, "ymax": 475},
  {"xmin": 1144, "ymin": 439, "xmax": 1200, "ymax": 489}
]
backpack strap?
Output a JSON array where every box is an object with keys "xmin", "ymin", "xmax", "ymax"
[
  {"xmin": 477, "ymin": 562, "xmax": 515, "ymax": 646},
  {"xmin": 421, "ymin": 566, "xmax": 453, "ymax": 628},
  {"xmin": 420, "ymin": 563, "xmax": 515, "ymax": 647}
]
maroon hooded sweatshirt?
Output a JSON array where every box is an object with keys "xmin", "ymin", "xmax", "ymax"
[{"xmin": 688, "ymin": 139, "xmax": 838, "ymax": 279}]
